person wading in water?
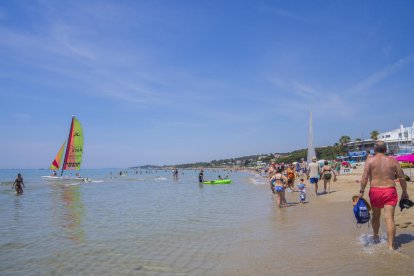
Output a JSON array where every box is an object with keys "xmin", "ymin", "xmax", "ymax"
[{"xmin": 13, "ymin": 173, "xmax": 25, "ymax": 195}]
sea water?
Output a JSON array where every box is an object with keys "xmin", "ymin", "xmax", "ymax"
[{"xmin": 1, "ymin": 169, "xmax": 414, "ymax": 275}]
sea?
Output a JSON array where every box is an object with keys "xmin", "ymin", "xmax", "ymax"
[{"xmin": 1, "ymin": 169, "xmax": 414, "ymax": 275}]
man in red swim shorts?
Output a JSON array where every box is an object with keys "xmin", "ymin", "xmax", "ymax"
[{"xmin": 358, "ymin": 141, "xmax": 409, "ymax": 249}]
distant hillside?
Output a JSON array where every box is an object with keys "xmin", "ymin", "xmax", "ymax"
[{"xmin": 130, "ymin": 146, "xmax": 340, "ymax": 169}]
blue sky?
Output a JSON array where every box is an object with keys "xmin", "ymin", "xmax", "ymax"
[{"xmin": 1, "ymin": 0, "xmax": 414, "ymax": 168}]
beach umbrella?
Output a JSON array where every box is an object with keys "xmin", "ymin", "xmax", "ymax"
[
  {"xmin": 395, "ymin": 154, "xmax": 414, "ymax": 163},
  {"xmin": 395, "ymin": 154, "xmax": 414, "ymax": 180}
]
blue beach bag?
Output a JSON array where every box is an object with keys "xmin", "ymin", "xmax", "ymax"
[{"xmin": 353, "ymin": 198, "xmax": 371, "ymax": 224}]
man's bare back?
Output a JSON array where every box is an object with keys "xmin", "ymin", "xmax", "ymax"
[{"xmin": 362, "ymin": 153, "xmax": 404, "ymax": 188}]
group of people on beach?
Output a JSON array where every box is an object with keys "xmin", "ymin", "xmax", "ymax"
[
  {"xmin": 268, "ymin": 141, "xmax": 410, "ymax": 250},
  {"xmin": 268, "ymin": 157, "xmax": 339, "ymax": 207}
]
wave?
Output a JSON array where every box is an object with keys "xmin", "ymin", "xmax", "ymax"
[{"xmin": 248, "ymin": 175, "xmax": 268, "ymax": 186}]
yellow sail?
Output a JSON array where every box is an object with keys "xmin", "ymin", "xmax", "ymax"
[
  {"xmin": 49, "ymin": 142, "xmax": 66, "ymax": 170},
  {"xmin": 63, "ymin": 117, "xmax": 84, "ymax": 170}
]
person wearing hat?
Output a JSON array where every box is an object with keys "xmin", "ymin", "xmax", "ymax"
[{"xmin": 307, "ymin": 156, "xmax": 320, "ymax": 195}]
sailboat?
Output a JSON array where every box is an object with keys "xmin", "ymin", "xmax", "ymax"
[{"xmin": 42, "ymin": 116, "xmax": 90, "ymax": 182}]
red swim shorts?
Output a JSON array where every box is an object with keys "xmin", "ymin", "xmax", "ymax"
[{"xmin": 369, "ymin": 187, "xmax": 398, "ymax": 208}]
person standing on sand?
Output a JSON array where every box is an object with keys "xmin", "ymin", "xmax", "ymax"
[
  {"xmin": 286, "ymin": 164, "xmax": 296, "ymax": 191},
  {"xmin": 268, "ymin": 161, "xmax": 277, "ymax": 194},
  {"xmin": 320, "ymin": 160, "xmax": 337, "ymax": 194},
  {"xmin": 13, "ymin": 173, "xmax": 25, "ymax": 194},
  {"xmin": 300, "ymin": 158, "xmax": 307, "ymax": 177},
  {"xmin": 270, "ymin": 168, "xmax": 288, "ymax": 207},
  {"xmin": 334, "ymin": 160, "xmax": 341, "ymax": 176},
  {"xmin": 358, "ymin": 141, "xmax": 409, "ymax": 250},
  {"xmin": 307, "ymin": 157, "xmax": 320, "ymax": 195}
]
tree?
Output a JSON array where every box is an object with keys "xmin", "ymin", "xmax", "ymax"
[
  {"xmin": 339, "ymin": 135, "xmax": 351, "ymax": 146},
  {"xmin": 355, "ymin": 138, "xmax": 362, "ymax": 142},
  {"xmin": 370, "ymin": 130, "xmax": 379, "ymax": 140}
]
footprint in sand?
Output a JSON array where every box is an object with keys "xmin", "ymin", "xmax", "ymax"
[
  {"xmin": 404, "ymin": 221, "xmax": 412, "ymax": 225},
  {"xmin": 401, "ymin": 225, "xmax": 408, "ymax": 228},
  {"xmin": 396, "ymin": 224, "xmax": 400, "ymax": 226}
]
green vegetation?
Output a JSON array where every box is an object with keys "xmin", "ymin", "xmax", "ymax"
[
  {"xmin": 132, "ymin": 135, "xmax": 354, "ymax": 168},
  {"xmin": 370, "ymin": 130, "xmax": 379, "ymax": 140},
  {"xmin": 273, "ymin": 146, "xmax": 339, "ymax": 164}
]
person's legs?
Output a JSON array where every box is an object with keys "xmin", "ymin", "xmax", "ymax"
[
  {"xmin": 323, "ymin": 178, "xmax": 327, "ymax": 193},
  {"xmin": 282, "ymin": 190, "xmax": 287, "ymax": 205},
  {"xmin": 371, "ymin": 207, "xmax": 381, "ymax": 240},
  {"xmin": 383, "ymin": 205, "xmax": 396, "ymax": 249},
  {"xmin": 276, "ymin": 192, "xmax": 282, "ymax": 207},
  {"xmin": 289, "ymin": 180, "xmax": 295, "ymax": 191},
  {"xmin": 326, "ymin": 179, "xmax": 331, "ymax": 193}
]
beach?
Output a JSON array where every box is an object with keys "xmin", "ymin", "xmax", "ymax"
[{"xmin": 1, "ymin": 167, "xmax": 414, "ymax": 275}]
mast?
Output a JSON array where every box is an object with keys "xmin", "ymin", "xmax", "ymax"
[
  {"xmin": 307, "ymin": 112, "xmax": 316, "ymax": 164},
  {"xmin": 60, "ymin": 116, "xmax": 75, "ymax": 176}
]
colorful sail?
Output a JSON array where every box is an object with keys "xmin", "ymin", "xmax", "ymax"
[
  {"xmin": 49, "ymin": 142, "xmax": 66, "ymax": 170},
  {"xmin": 63, "ymin": 117, "xmax": 84, "ymax": 171}
]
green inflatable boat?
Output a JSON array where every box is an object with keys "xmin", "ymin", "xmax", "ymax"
[{"xmin": 202, "ymin": 179, "xmax": 232, "ymax": 184}]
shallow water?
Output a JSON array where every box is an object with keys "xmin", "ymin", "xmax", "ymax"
[{"xmin": 1, "ymin": 169, "xmax": 414, "ymax": 275}]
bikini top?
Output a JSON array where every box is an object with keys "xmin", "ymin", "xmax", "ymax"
[{"xmin": 274, "ymin": 174, "xmax": 284, "ymax": 183}]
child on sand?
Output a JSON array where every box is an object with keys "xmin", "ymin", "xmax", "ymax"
[{"xmin": 297, "ymin": 179, "xmax": 306, "ymax": 204}]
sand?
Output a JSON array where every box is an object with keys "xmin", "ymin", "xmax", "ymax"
[{"xmin": 317, "ymin": 163, "xmax": 414, "ymax": 232}]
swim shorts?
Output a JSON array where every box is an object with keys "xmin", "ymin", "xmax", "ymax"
[
  {"xmin": 309, "ymin": 177, "xmax": 318, "ymax": 184},
  {"xmin": 287, "ymin": 178, "xmax": 294, "ymax": 184},
  {"xmin": 369, "ymin": 187, "xmax": 398, "ymax": 208},
  {"xmin": 274, "ymin": 186, "xmax": 284, "ymax": 192}
]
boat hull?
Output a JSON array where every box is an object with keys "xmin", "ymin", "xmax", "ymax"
[
  {"xmin": 41, "ymin": 176, "xmax": 91, "ymax": 182},
  {"xmin": 202, "ymin": 179, "xmax": 232, "ymax": 184}
]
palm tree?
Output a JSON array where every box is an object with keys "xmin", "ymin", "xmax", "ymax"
[
  {"xmin": 370, "ymin": 130, "xmax": 379, "ymax": 140},
  {"xmin": 339, "ymin": 135, "xmax": 351, "ymax": 146}
]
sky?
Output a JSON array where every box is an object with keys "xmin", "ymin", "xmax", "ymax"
[{"xmin": 1, "ymin": 0, "xmax": 414, "ymax": 168}]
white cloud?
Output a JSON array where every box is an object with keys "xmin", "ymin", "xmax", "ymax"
[{"xmin": 349, "ymin": 54, "xmax": 414, "ymax": 95}]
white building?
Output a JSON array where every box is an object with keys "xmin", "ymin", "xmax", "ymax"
[{"xmin": 378, "ymin": 122, "xmax": 414, "ymax": 154}]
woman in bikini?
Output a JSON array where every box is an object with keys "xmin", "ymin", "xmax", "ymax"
[
  {"xmin": 13, "ymin": 173, "xmax": 25, "ymax": 194},
  {"xmin": 270, "ymin": 168, "xmax": 288, "ymax": 207},
  {"xmin": 320, "ymin": 161, "xmax": 336, "ymax": 194}
]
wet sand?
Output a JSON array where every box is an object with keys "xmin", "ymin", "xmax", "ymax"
[
  {"xmin": 224, "ymin": 164, "xmax": 414, "ymax": 276},
  {"xmin": 317, "ymin": 164, "xmax": 414, "ymax": 232}
]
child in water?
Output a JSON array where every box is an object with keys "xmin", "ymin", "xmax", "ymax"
[{"xmin": 297, "ymin": 179, "xmax": 306, "ymax": 204}]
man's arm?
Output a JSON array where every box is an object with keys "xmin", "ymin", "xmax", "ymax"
[
  {"xmin": 359, "ymin": 161, "xmax": 371, "ymax": 197},
  {"xmin": 395, "ymin": 161, "xmax": 409, "ymax": 199}
]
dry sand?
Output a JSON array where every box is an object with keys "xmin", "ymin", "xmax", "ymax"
[{"xmin": 319, "ymin": 163, "xmax": 414, "ymax": 232}]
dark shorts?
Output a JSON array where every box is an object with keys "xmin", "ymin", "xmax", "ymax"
[
  {"xmin": 310, "ymin": 177, "xmax": 318, "ymax": 184},
  {"xmin": 323, "ymin": 173, "xmax": 332, "ymax": 180},
  {"xmin": 288, "ymin": 178, "xmax": 294, "ymax": 184}
]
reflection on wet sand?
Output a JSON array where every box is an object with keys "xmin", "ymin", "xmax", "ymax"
[{"xmin": 51, "ymin": 184, "xmax": 85, "ymax": 242}]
